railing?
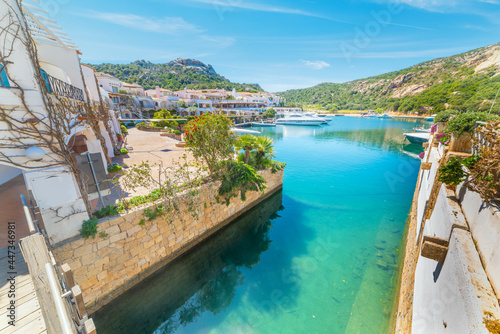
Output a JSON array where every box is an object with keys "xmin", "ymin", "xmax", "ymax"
[
  {"xmin": 42, "ymin": 72, "xmax": 85, "ymax": 101},
  {"xmin": 473, "ymin": 121, "xmax": 497, "ymax": 155}
]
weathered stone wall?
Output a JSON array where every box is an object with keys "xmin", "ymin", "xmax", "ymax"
[
  {"xmin": 52, "ymin": 169, "xmax": 283, "ymax": 314},
  {"xmin": 395, "ymin": 139, "xmax": 500, "ymax": 333}
]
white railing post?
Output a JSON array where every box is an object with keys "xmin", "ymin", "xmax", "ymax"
[
  {"xmin": 20, "ymin": 194, "xmax": 36, "ymax": 234},
  {"xmin": 44, "ymin": 263, "xmax": 74, "ymax": 334}
]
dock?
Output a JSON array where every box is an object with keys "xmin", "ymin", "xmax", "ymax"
[{"xmin": 0, "ymin": 244, "xmax": 47, "ymax": 334}]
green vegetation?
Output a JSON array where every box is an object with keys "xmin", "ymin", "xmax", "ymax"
[
  {"xmin": 90, "ymin": 59, "xmax": 262, "ymax": 92},
  {"xmin": 120, "ymin": 148, "xmax": 128, "ymax": 155},
  {"xmin": 151, "ymin": 109, "xmax": 178, "ymax": 128},
  {"xmin": 107, "ymin": 163, "xmax": 123, "ymax": 173},
  {"xmin": 184, "ymin": 113, "xmax": 235, "ymax": 175},
  {"xmin": 445, "ymin": 112, "xmax": 499, "ymax": 136},
  {"xmin": 121, "ymin": 124, "xmax": 128, "ymax": 134},
  {"xmin": 80, "ymin": 218, "xmax": 98, "ymax": 239},
  {"xmin": 94, "ymin": 205, "xmax": 118, "ymax": 218},
  {"xmin": 218, "ymin": 160, "xmax": 267, "ymax": 203},
  {"xmin": 434, "ymin": 110, "xmax": 458, "ymax": 123},
  {"xmin": 280, "ymin": 43, "xmax": 500, "ymax": 114},
  {"xmin": 438, "ymin": 157, "xmax": 466, "ymax": 186}
]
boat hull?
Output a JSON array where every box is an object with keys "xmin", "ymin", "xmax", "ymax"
[
  {"xmin": 276, "ymin": 121, "xmax": 323, "ymax": 126},
  {"xmin": 404, "ymin": 133, "xmax": 430, "ymax": 144}
]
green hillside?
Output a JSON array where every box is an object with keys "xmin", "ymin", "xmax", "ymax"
[
  {"xmin": 90, "ymin": 59, "xmax": 263, "ymax": 92},
  {"xmin": 280, "ymin": 43, "xmax": 500, "ymax": 115}
]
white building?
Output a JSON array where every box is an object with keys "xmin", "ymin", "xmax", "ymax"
[{"xmin": 0, "ymin": 0, "xmax": 115, "ymax": 244}]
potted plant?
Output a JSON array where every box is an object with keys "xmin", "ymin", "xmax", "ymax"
[{"xmin": 445, "ymin": 112, "xmax": 499, "ymax": 153}]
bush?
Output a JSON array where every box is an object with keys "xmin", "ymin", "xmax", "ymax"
[
  {"xmin": 107, "ymin": 163, "xmax": 123, "ymax": 173},
  {"xmin": 184, "ymin": 113, "xmax": 235, "ymax": 175},
  {"xmin": 438, "ymin": 157, "xmax": 465, "ymax": 186},
  {"xmin": 135, "ymin": 122, "xmax": 146, "ymax": 129},
  {"xmin": 445, "ymin": 112, "xmax": 499, "ymax": 136},
  {"xmin": 151, "ymin": 109, "xmax": 178, "ymax": 128},
  {"xmin": 120, "ymin": 148, "xmax": 128, "ymax": 155},
  {"xmin": 434, "ymin": 109, "xmax": 457, "ymax": 123},
  {"xmin": 80, "ymin": 218, "xmax": 98, "ymax": 239},
  {"xmin": 218, "ymin": 160, "xmax": 267, "ymax": 202},
  {"xmin": 170, "ymin": 130, "xmax": 181, "ymax": 135},
  {"xmin": 121, "ymin": 124, "xmax": 128, "ymax": 134},
  {"xmin": 93, "ymin": 205, "xmax": 118, "ymax": 218}
]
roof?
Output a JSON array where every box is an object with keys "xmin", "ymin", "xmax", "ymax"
[{"xmin": 21, "ymin": 1, "xmax": 79, "ymax": 51}]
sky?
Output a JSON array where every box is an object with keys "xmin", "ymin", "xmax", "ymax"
[{"xmin": 42, "ymin": 0, "xmax": 500, "ymax": 92}]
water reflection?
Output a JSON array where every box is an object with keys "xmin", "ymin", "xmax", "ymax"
[{"xmin": 93, "ymin": 191, "xmax": 285, "ymax": 334}]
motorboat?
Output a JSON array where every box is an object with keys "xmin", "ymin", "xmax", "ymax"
[
  {"xmin": 275, "ymin": 114, "xmax": 323, "ymax": 126},
  {"xmin": 251, "ymin": 122, "xmax": 276, "ymax": 127},
  {"xmin": 304, "ymin": 112, "xmax": 331, "ymax": 124},
  {"xmin": 425, "ymin": 114, "xmax": 437, "ymax": 122},
  {"xmin": 231, "ymin": 128, "xmax": 261, "ymax": 135},
  {"xmin": 404, "ymin": 132, "xmax": 430, "ymax": 144},
  {"xmin": 412, "ymin": 126, "xmax": 431, "ymax": 133},
  {"xmin": 378, "ymin": 113, "xmax": 392, "ymax": 119}
]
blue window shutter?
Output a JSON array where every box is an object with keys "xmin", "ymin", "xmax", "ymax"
[
  {"xmin": 0, "ymin": 64, "xmax": 10, "ymax": 88},
  {"xmin": 40, "ymin": 69, "xmax": 52, "ymax": 92}
]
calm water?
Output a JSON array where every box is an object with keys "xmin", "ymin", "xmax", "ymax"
[{"xmin": 94, "ymin": 117, "xmax": 424, "ymax": 334}]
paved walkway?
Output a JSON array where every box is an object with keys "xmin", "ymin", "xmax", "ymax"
[
  {"xmin": 96, "ymin": 128, "xmax": 194, "ymax": 210},
  {"xmin": 0, "ymin": 175, "xmax": 30, "ymax": 249}
]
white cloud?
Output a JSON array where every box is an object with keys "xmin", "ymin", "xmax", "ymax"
[
  {"xmin": 82, "ymin": 11, "xmax": 203, "ymax": 34},
  {"xmin": 185, "ymin": 0, "xmax": 333, "ymax": 20},
  {"xmin": 300, "ymin": 60, "xmax": 331, "ymax": 70}
]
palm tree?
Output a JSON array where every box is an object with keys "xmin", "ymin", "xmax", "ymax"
[
  {"xmin": 255, "ymin": 136, "xmax": 274, "ymax": 168},
  {"xmin": 235, "ymin": 134, "xmax": 257, "ymax": 164}
]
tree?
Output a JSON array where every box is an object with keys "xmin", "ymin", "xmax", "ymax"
[
  {"xmin": 184, "ymin": 113, "xmax": 235, "ymax": 175},
  {"xmin": 266, "ymin": 107, "xmax": 276, "ymax": 119},
  {"xmin": 235, "ymin": 134, "xmax": 257, "ymax": 164}
]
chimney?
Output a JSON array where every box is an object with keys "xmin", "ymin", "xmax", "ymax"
[{"xmin": 156, "ymin": 85, "xmax": 160, "ymax": 98}]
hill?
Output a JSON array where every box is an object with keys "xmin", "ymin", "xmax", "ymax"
[
  {"xmin": 280, "ymin": 43, "xmax": 500, "ymax": 114},
  {"xmin": 90, "ymin": 58, "xmax": 263, "ymax": 92}
]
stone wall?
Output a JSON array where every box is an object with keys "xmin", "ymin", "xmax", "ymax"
[
  {"xmin": 52, "ymin": 169, "xmax": 283, "ymax": 314},
  {"xmin": 395, "ymin": 138, "xmax": 500, "ymax": 333}
]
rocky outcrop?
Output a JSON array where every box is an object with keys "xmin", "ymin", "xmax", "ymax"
[{"xmin": 167, "ymin": 58, "xmax": 217, "ymax": 75}]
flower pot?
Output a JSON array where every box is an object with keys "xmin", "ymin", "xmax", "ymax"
[
  {"xmin": 450, "ymin": 133, "xmax": 472, "ymax": 153},
  {"xmin": 437, "ymin": 122, "xmax": 446, "ymax": 132},
  {"xmin": 117, "ymin": 134, "xmax": 124, "ymax": 141}
]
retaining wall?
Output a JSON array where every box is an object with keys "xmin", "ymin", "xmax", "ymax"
[
  {"xmin": 52, "ymin": 169, "xmax": 283, "ymax": 314},
  {"xmin": 395, "ymin": 139, "xmax": 500, "ymax": 333}
]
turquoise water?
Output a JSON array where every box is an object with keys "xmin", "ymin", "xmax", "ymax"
[{"xmin": 94, "ymin": 117, "xmax": 423, "ymax": 334}]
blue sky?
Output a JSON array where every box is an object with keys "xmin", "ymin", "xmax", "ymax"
[{"xmin": 46, "ymin": 0, "xmax": 500, "ymax": 92}]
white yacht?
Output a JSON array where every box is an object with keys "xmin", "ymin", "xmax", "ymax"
[
  {"xmin": 275, "ymin": 114, "xmax": 323, "ymax": 126},
  {"xmin": 303, "ymin": 112, "xmax": 331, "ymax": 124}
]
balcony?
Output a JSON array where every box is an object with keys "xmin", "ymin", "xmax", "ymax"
[{"xmin": 41, "ymin": 71, "xmax": 85, "ymax": 102}]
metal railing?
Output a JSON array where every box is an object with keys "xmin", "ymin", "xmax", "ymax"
[{"xmin": 44, "ymin": 73, "xmax": 85, "ymax": 101}]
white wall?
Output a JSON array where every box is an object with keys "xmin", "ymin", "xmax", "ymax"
[
  {"xmin": 0, "ymin": 164, "xmax": 22, "ymax": 184},
  {"xmin": 24, "ymin": 166, "xmax": 90, "ymax": 244},
  {"xmin": 81, "ymin": 65, "xmax": 100, "ymax": 103}
]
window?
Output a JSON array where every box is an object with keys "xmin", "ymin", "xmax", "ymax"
[
  {"xmin": 39, "ymin": 69, "xmax": 52, "ymax": 92},
  {"xmin": 112, "ymin": 86, "xmax": 118, "ymax": 93},
  {"xmin": 0, "ymin": 64, "xmax": 10, "ymax": 88}
]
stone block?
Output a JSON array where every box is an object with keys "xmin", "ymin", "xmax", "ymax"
[
  {"xmin": 421, "ymin": 236, "xmax": 449, "ymax": 262},
  {"xmin": 109, "ymin": 232, "xmax": 127, "ymax": 244},
  {"xmin": 98, "ymin": 247, "xmax": 114, "ymax": 258},
  {"xmin": 74, "ymin": 244, "xmax": 93, "ymax": 258},
  {"xmin": 105, "ymin": 225, "xmax": 121, "ymax": 236},
  {"xmin": 97, "ymin": 239, "xmax": 110, "ymax": 249},
  {"xmin": 126, "ymin": 225, "xmax": 142, "ymax": 237}
]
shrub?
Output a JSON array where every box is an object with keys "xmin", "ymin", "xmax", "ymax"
[
  {"xmin": 445, "ymin": 112, "xmax": 499, "ymax": 136},
  {"xmin": 218, "ymin": 160, "xmax": 267, "ymax": 202},
  {"xmin": 107, "ymin": 163, "xmax": 123, "ymax": 173},
  {"xmin": 438, "ymin": 157, "xmax": 465, "ymax": 186},
  {"xmin": 435, "ymin": 132, "xmax": 451, "ymax": 145},
  {"xmin": 135, "ymin": 122, "xmax": 146, "ymax": 129},
  {"xmin": 151, "ymin": 109, "xmax": 178, "ymax": 128},
  {"xmin": 80, "ymin": 218, "xmax": 98, "ymax": 239},
  {"xmin": 120, "ymin": 148, "xmax": 128, "ymax": 155},
  {"xmin": 184, "ymin": 113, "xmax": 235, "ymax": 175},
  {"xmin": 434, "ymin": 109, "xmax": 457, "ymax": 123},
  {"xmin": 121, "ymin": 124, "xmax": 128, "ymax": 134},
  {"xmin": 93, "ymin": 205, "xmax": 118, "ymax": 218}
]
